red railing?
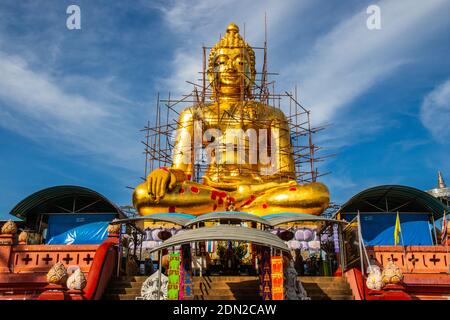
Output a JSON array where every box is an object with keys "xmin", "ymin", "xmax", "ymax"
[
  {"xmin": 82, "ymin": 236, "xmax": 118, "ymax": 300},
  {"xmin": 1, "ymin": 233, "xmax": 119, "ymax": 300},
  {"xmin": 11, "ymin": 245, "xmax": 98, "ymax": 273},
  {"xmin": 366, "ymin": 245, "xmax": 449, "ymax": 274}
]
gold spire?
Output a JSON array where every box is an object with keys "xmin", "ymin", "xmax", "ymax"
[{"xmin": 438, "ymin": 171, "xmax": 446, "ymax": 189}]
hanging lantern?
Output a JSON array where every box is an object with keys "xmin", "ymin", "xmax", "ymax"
[
  {"xmin": 295, "ymin": 228, "xmax": 314, "ymax": 241},
  {"xmin": 151, "ymin": 228, "xmax": 163, "ymax": 241},
  {"xmin": 300, "ymin": 241, "xmax": 309, "ymax": 249},
  {"xmin": 320, "ymin": 233, "xmax": 329, "ymax": 242},
  {"xmin": 288, "ymin": 240, "xmax": 301, "ymax": 250},
  {"xmin": 308, "ymin": 240, "xmax": 321, "ymax": 251},
  {"xmin": 158, "ymin": 229, "xmax": 172, "ymax": 241},
  {"xmin": 294, "ymin": 229, "xmax": 304, "ymax": 241},
  {"xmin": 278, "ymin": 230, "xmax": 294, "ymax": 241}
]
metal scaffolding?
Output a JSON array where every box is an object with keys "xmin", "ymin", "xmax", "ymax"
[{"xmin": 139, "ymin": 31, "xmax": 332, "ymax": 187}]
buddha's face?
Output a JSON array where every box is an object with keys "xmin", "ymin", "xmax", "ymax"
[{"xmin": 211, "ymin": 48, "xmax": 252, "ymax": 94}]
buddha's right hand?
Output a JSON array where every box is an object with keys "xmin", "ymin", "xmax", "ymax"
[{"xmin": 146, "ymin": 167, "xmax": 178, "ymax": 202}]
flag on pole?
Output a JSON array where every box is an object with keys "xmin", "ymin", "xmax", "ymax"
[
  {"xmin": 206, "ymin": 241, "xmax": 215, "ymax": 253},
  {"xmin": 394, "ymin": 212, "xmax": 402, "ymax": 245},
  {"xmin": 441, "ymin": 213, "xmax": 448, "ymax": 245}
]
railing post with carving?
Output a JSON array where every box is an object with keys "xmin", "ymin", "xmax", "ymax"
[
  {"xmin": 67, "ymin": 267, "xmax": 87, "ymax": 300},
  {"xmin": 0, "ymin": 220, "xmax": 17, "ymax": 273},
  {"xmin": 38, "ymin": 262, "xmax": 69, "ymax": 300}
]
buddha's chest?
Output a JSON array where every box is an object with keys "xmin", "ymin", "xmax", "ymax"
[{"xmin": 202, "ymin": 104, "xmax": 270, "ymax": 132}]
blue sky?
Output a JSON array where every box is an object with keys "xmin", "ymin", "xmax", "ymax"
[{"xmin": 0, "ymin": 0, "xmax": 449, "ymax": 220}]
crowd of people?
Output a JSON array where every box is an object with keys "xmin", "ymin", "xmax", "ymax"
[{"xmin": 293, "ymin": 250, "xmax": 338, "ymax": 276}]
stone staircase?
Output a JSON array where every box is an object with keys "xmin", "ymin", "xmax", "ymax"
[
  {"xmin": 299, "ymin": 276, "xmax": 354, "ymax": 300},
  {"xmin": 193, "ymin": 276, "xmax": 260, "ymax": 300},
  {"xmin": 103, "ymin": 276, "xmax": 146, "ymax": 300},
  {"xmin": 103, "ymin": 275, "xmax": 261, "ymax": 300},
  {"xmin": 103, "ymin": 275, "xmax": 353, "ymax": 300},
  {"xmin": 0, "ymin": 291, "xmax": 41, "ymax": 300}
]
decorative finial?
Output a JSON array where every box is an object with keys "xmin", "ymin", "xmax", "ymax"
[
  {"xmin": 46, "ymin": 262, "xmax": 68, "ymax": 285},
  {"xmin": 226, "ymin": 22, "xmax": 239, "ymax": 34},
  {"xmin": 381, "ymin": 258, "xmax": 403, "ymax": 286},
  {"xmin": 66, "ymin": 267, "xmax": 87, "ymax": 291},
  {"xmin": 18, "ymin": 231, "xmax": 28, "ymax": 244},
  {"xmin": 438, "ymin": 171, "xmax": 446, "ymax": 189},
  {"xmin": 1, "ymin": 220, "xmax": 17, "ymax": 235},
  {"xmin": 107, "ymin": 219, "xmax": 121, "ymax": 235}
]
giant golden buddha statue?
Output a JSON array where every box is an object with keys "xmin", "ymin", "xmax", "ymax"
[{"xmin": 133, "ymin": 23, "xmax": 330, "ymax": 216}]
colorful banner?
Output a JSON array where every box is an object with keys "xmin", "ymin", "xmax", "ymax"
[
  {"xmin": 271, "ymin": 256, "xmax": 284, "ymax": 300},
  {"xmin": 180, "ymin": 244, "xmax": 193, "ymax": 299},
  {"xmin": 260, "ymin": 248, "xmax": 272, "ymax": 300},
  {"xmin": 167, "ymin": 252, "xmax": 181, "ymax": 300},
  {"xmin": 206, "ymin": 240, "xmax": 215, "ymax": 253}
]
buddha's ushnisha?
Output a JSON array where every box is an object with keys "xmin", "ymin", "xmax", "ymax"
[{"xmin": 133, "ymin": 23, "xmax": 330, "ymax": 216}]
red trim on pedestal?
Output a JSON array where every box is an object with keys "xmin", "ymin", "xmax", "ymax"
[
  {"xmin": 381, "ymin": 284, "xmax": 412, "ymax": 300},
  {"xmin": 67, "ymin": 289, "xmax": 85, "ymax": 300},
  {"xmin": 0, "ymin": 234, "xmax": 14, "ymax": 273},
  {"xmin": 38, "ymin": 284, "xmax": 68, "ymax": 300}
]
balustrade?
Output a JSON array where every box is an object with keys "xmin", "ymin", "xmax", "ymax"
[
  {"xmin": 367, "ymin": 246, "xmax": 449, "ymax": 273},
  {"xmin": 10, "ymin": 245, "xmax": 98, "ymax": 273}
]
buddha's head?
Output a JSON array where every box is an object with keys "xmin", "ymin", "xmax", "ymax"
[{"xmin": 208, "ymin": 23, "xmax": 256, "ymax": 100}]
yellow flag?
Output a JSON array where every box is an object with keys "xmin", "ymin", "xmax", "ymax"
[{"xmin": 394, "ymin": 212, "xmax": 402, "ymax": 245}]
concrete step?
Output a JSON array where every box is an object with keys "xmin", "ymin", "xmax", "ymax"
[
  {"xmin": 107, "ymin": 281, "xmax": 143, "ymax": 289},
  {"xmin": 298, "ymin": 276, "xmax": 354, "ymax": 300},
  {"xmin": 0, "ymin": 294, "xmax": 39, "ymax": 300},
  {"xmin": 194, "ymin": 287, "xmax": 258, "ymax": 295},
  {"xmin": 194, "ymin": 293, "xmax": 259, "ymax": 300},
  {"xmin": 109, "ymin": 276, "xmax": 259, "ymax": 286},
  {"xmin": 105, "ymin": 287, "xmax": 141, "ymax": 295},
  {"xmin": 193, "ymin": 283, "xmax": 259, "ymax": 290},
  {"xmin": 301, "ymin": 282, "xmax": 351, "ymax": 290},
  {"xmin": 103, "ymin": 293, "xmax": 140, "ymax": 300},
  {"xmin": 308, "ymin": 294, "xmax": 354, "ymax": 300},
  {"xmin": 303, "ymin": 288, "xmax": 353, "ymax": 295},
  {"xmin": 194, "ymin": 276, "xmax": 258, "ymax": 282},
  {"xmin": 114, "ymin": 276, "xmax": 148, "ymax": 282},
  {"xmin": 106, "ymin": 286, "xmax": 261, "ymax": 296},
  {"xmin": 299, "ymin": 276, "xmax": 347, "ymax": 283}
]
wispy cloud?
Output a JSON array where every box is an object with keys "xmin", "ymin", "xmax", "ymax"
[
  {"xmin": 0, "ymin": 1, "xmax": 448, "ymax": 214},
  {"xmin": 420, "ymin": 78, "xmax": 450, "ymax": 143},
  {"xmin": 283, "ymin": 0, "xmax": 450, "ymax": 125},
  {"xmin": 0, "ymin": 1, "xmax": 159, "ymax": 175},
  {"xmin": 156, "ymin": 0, "xmax": 449, "ymax": 132},
  {"xmin": 0, "ymin": 50, "xmax": 142, "ymax": 170},
  {"xmin": 153, "ymin": 0, "xmax": 311, "ymax": 95}
]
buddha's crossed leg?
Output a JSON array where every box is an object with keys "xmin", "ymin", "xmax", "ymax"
[
  {"xmin": 236, "ymin": 182, "xmax": 330, "ymax": 216},
  {"xmin": 134, "ymin": 180, "xmax": 329, "ymax": 216},
  {"xmin": 133, "ymin": 180, "xmax": 232, "ymax": 216}
]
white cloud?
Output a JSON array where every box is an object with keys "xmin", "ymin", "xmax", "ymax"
[
  {"xmin": 155, "ymin": 0, "xmax": 309, "ymax": 96},
  {"xmin": 420, "ymin": 78, "xmax": 450, "ymax": 143},
  {"xmin": 0, "ymin": 53, "xmax": 108, "ymax": 121},
  {"xmin": 283, "ymin": 0, "xmax": 449, "ymax": 125},
  {"xmin": 157, "ymin": 0, "xmax": 449, "ymax": 128},
  {"xmin": 0, "ymin": 51, "xmax": 142, "ymax": 171}
]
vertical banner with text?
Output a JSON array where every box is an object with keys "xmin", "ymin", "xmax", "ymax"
[{"xmin": 271, "ymin": 256, "xmax": 284, "ymax": 300}]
